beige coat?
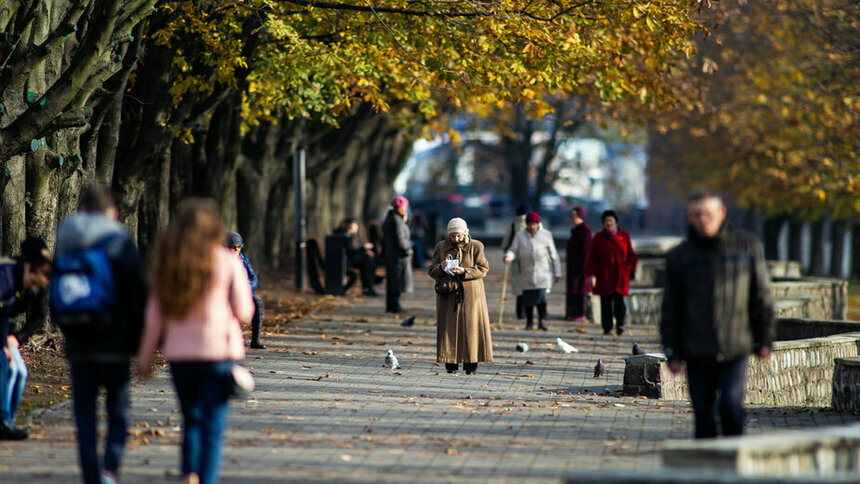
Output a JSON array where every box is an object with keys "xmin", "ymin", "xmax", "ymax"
[{"xmin": 428, "ymin": 238, "xmax": 493, "ymax": 363}]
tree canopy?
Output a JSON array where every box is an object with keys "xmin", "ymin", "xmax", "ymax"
[{"xmin": 650, "ymin": 0, "xmax": 860, "ymax": 219}]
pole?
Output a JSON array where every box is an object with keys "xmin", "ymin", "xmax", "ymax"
[
  {"xmin": 497, "ymin": 263, "xmax": 510, "ymax": 328},
  {"xmin": 293, "ymin": 147, "xmax": 307, "ymax": 292}
]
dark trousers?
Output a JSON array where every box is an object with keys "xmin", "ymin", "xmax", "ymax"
[
  {"xmin": 686, "ymin": 358, "xmax": 748, "ymax": 439},
  {"xmin": 515, "ymin": 295, "xmax": 524, "ymax": 319},
  {"xmin": 599, "ymin": 293, "xmax": 626, "ymax": 333},
  {"xmin": 386, "ymin": 291, "xmax": 402, "ymax": 312},
  {"xmin": 565, "ymin": 293, "xmax": 592, "ymax": 320},
  {"xmin": 251, "ymin": 295, "xmax": 264, "ymax": 344},
  {"xmin": 70, "ymin": 360, "xmax": 130, "ymax": 484},
  {"xmin": 349, "ymin": 253, "xmax": 376, "ymax": 290},
  {"xmin": 524, "ymin": 303, "xmax": 547, "ymax": 326},
  {"xmin": 170, "ymin": 361, "xmax": 232, "ymax": 484}
]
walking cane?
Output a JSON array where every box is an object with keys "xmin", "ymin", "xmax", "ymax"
[{"xmin": 498, "ymin": 263, "xmax": 510, "ymax": 329}]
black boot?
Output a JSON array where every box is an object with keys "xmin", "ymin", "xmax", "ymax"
[
  {"xmin": 538, "ymin": 320, "xmax": 548, "ymax": 331},
  {"xmin": 464, "ymin": 363, "xmax": 478, "ymax": 375},
  {"xmin": 445, "ymin": 363, "xmax": 459, "ymax": 374},
  {"xmin": 0, "ymin": 421, "xmax": 28, "ymax": 440}
]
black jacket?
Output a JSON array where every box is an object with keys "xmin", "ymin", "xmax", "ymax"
[
  {"xmin": 0, "ymin": 259, "xmax": 48, "ymax": 347},
  {"xmin": 660, "ymin": 225, "xmax": 774, "ymax": 362}
]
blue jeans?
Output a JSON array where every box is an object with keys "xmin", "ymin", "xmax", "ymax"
[
  {"xmin": 70, "ymin": 360, "xmax": 130, "ymax": 484},
  {"xmin": 0, "ymin": 344, "xmax": 28, "ymax": 424},
  {"xmin": 170, "ymin": 361, "xmax": 232, "ymax": 484},
  {"xmin": 686, "ymin": 357, "xmax": 748, "ymax": 439}
]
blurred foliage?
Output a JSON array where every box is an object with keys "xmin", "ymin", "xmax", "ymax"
[{"xmin": 651, "ymin": 0, "xmax": 860, "ymax": 219}]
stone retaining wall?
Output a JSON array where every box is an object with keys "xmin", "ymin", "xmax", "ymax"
[
  {"xmin": 625, "ymin": 278, "xmax": 847, "ymax": 326},
  {"xmin": 832, "ymin": 357, "xmax": 860, "ymax": 412},
  {"xmin": 623, "ymin": 332, "xmax": 860, "ymax": 407}
]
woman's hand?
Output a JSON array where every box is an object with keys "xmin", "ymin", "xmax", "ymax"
[
  {"xmin": 450, "ymin": 266, "xmax": 465, "ymax": 275},
  {"xmin": 503, "ymin": 256, "xmax": 511, "ymax": 265}
]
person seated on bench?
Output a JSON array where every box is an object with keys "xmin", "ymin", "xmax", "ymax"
[{"xmin": 334, "ymin": 218, "xmax": 380, "ymax": 297}]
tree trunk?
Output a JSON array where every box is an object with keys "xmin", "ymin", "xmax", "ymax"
[
  {"xmin": 829, "ymin": 219, "xmax": 849, "ymax": 279},
  {"xmin": 810, "ymin": 216, "xmax": 830, "ymax": 276},
  {"xmin": 852, "ymin": 223, "xmax": 860, "ymax": 281},
  {"xmin": 763, "ymin": 215, "xmax": 785, "ymax": 260},
  {"xmin": 788, "ymin": 219, "xmax": 804, "ymax": 264}
]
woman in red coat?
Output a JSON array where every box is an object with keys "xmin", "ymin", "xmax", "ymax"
[{"xmin": 585, "ymin": 210, "xmax": 637, "ymax": 336}]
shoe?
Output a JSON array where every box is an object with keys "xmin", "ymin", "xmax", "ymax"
[
  {"xmin": 464, "ymin": 363, "xmax": 478, "ymax": 375},
  {"xmin": 374, "ymin": 275, "xmax": 386, "ymax": 284},
  {"xmin": 0, "ymin": 421, "xmax": 29, "ymax": 440},
  {"xmin": 525, "ymin": 321, "xmax": 534, "ymax": 330},
  {"xmin": 538, "ymin": 321, "xmax": 548, "ymax": 331},
  {"xmin": 616, "ymin": 327, "xmax": 625, "ymax": 336},
  {"xmin": 362, "ymin": 288, "xmax": 380, "ymax": 297},
  {"xmin": 250, "ymin": 341, "xmax": 267, "ymax": 349},
  {"xmin": 603, "ymin": 330, "xmax": 612, "ymax": 336},
  {"xmin": 445, "ymin": 363, "xmax": 459, "ymax": 374},
  {"xmin": 101, "ymin": 472, "xmax": 118, "ymax": 484}
]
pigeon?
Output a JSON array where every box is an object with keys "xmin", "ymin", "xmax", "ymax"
[
  {"xmin": 384, "ymin": 348, "xmax": 401, "ymax": 370},
  {"xmin": 593, "ymin": 359, "xmax": 606, "ymax": 378},
  {"xmin": 632, "ymin": 343, "xmax": 646, "ymax": 355},
  {"xmin": 515, "ymin": 342, "xmax": 529, "ymax": 353},
  {"xmin": 400, "ymin": 315, "xmax": 415, "ymax": 327},
  {"xmin": 556, "ymin": 337, "xmax": 578, "ymax": 354}
]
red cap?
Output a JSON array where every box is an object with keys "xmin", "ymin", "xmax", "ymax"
[{"xmin": 526, "ymin": 212, "xmax": 540, "ymax": 224}]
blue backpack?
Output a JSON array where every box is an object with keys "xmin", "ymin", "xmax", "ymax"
[{"xmin": 50, "ymin": 236, "xmax": 120, "ymax": 329}]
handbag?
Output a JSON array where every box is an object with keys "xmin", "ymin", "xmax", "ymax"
[
  {"xmin": 229, "ymin": 364, "xmax": 255, "ymax": 399},
  {"xmin": 434, "ymin": 277, "xmax": 459, "ymax": 295}
]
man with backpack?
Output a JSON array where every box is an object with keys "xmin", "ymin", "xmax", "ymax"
[
  {"xmin": 0, "ymin": 237, "xmax": 52, "ymax": 440},
  {"xmin": 52, "ymin": 185, "xmax": 147, "ymax": 484}
]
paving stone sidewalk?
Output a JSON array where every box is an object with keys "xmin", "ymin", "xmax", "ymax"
[{"xmin": 1, "ymin": 248, "xmax": 857, "ymax": 483}]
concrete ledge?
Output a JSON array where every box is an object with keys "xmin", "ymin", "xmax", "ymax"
[
  {"xmin": 565, "ymin": 469, "xmax": 859, "ymax": 483},
  {"xmin": 832, "ymin": 357, "xmax": 860, "ymax": 412},
  {"xmin": 623, "ymin": 332, "xmax": 860, "ymax": 406},
  {"xmin": 661, "ymin": 424, "xmax": 860, "ymax": 477}
]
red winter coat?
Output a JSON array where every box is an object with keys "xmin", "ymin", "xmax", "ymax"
[{"xmin": 585, "ymin": 229, "xmax": 637, "ymax": 296}]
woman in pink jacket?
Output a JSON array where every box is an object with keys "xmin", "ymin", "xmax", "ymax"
[{"xmin": 136, "ymin": 199, "xmax": 254, "ymax": 484}]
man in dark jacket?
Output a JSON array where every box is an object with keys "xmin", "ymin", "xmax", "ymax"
[
  {"xmin": 0, "ymin": 237, "xmax": 52, "ymax": 440},
  {"xmin": 226, "ymin": 232, "xmax": 266, "ymax": 348},
  {"xmin": 333, "ymin": 218, "xmax": 379, "ymax": 297},
  {"xmin": 565, "ymin": 206, "xmax": 592, "ymax": 322},
  {"xmin": 660, "ymin": 189, "xmax": 774, "ymax": 439},
  {"xmin": 53, "ymin": 184, "xmax": 147, "ymax": 484},
  {"xmin": 382, "ymin": 196, "xmax": 413, "ymax": 313}
]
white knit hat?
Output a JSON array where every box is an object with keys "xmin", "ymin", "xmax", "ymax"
[{"xmin": 447, "ymin": 217, "xmax": 469, "ymax": 235}]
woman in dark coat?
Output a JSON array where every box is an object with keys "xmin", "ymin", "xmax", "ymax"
[
  {"xmin": 565, "ymin": 206, "xmax": 592, "ymax": 322},
  {"xmin": 382, "ymin": 196, "xmax": 413, "ymax": 313},
  {"xmin": 428, "ymin": 218, "xmax": 493, "ymax": 375},
  {"xmin": 585, "ymin": 210, "xmax": 637, "ymax": 336}
]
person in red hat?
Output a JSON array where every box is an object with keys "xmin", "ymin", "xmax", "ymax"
[
  {"xmin": 503, "ymin": 212, "xmax": 561, "ymax": 330},
  {"xmin": 585, "ymin": 210, "xmax": 637, "ymax": 336},
  {"xmin": 382, "ymin": 196, "xmax": 413, "ymax": 313}
]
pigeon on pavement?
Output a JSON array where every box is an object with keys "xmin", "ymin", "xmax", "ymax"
[
  {"xmin": 556, "ymin": 337, "xmax": 578, "ymax": 354},
  {"xmin": 515, "ymin": 342, "xmax": 529, "ymax": 353},
  {"xmin": 384, "ymin": 349, "xmax": 401, "ymax": 370},
  {"xmin": 632, "ymin": 343, "xmax": 645, "ymax": 355},
  {"xmin": 400, "ymin": 315, "xmax": 415, "ymax": 327},
  {"xmin": 593, "ymin": 359, "xmax": 606, "ymax": 378}
]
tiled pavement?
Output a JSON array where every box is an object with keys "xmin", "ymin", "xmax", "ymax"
[{"xmin": 2, "ymin": 248, "xmax": 857, "ymax": 483}]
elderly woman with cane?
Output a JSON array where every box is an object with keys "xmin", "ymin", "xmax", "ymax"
[{"xmin": 428, "ymin": 218, "xmax": 493, "ymax": 375}]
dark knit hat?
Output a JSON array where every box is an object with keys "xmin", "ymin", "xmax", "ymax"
[
  {"xmin": 526, "ymin": 212, "xmax": 541, "ymax": 225},
  {"xmin": 226, "ymin": 231, "xmax": 244, "ymax": 248},
  {"xmin": 20, "ymin": 237, "xmax": 51, "ymax": 265},
  {"xmin": 516, "ymin": 203, "xmax": 531, "ymax": 216},
  {"xmin": 573, "ymin": 206, "xmax": 586, "ymax": 220}
]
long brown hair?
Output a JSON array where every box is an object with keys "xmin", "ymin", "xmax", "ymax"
[{"xmin": 150, "ymin": 198, "xmax": 224, "ymax": 318}]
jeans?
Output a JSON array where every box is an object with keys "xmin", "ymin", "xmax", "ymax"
[
  {"xmin": 599, "ymin": 293, "xmax": 626, "ymax": 333},
  {"xmin": 686, "ymin": 358, "xmax": 748, "ymax": 439},
  {"xmin": 170, "ymin": 361, "xmax": 232, "ymax": 484},
  {"xmin": 70, "ymin": 360, "xmax": 130, "ymax": 484},
  {"xmin": 0, "ymin": 344, "xmax": 28, "ymax": 424}
]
